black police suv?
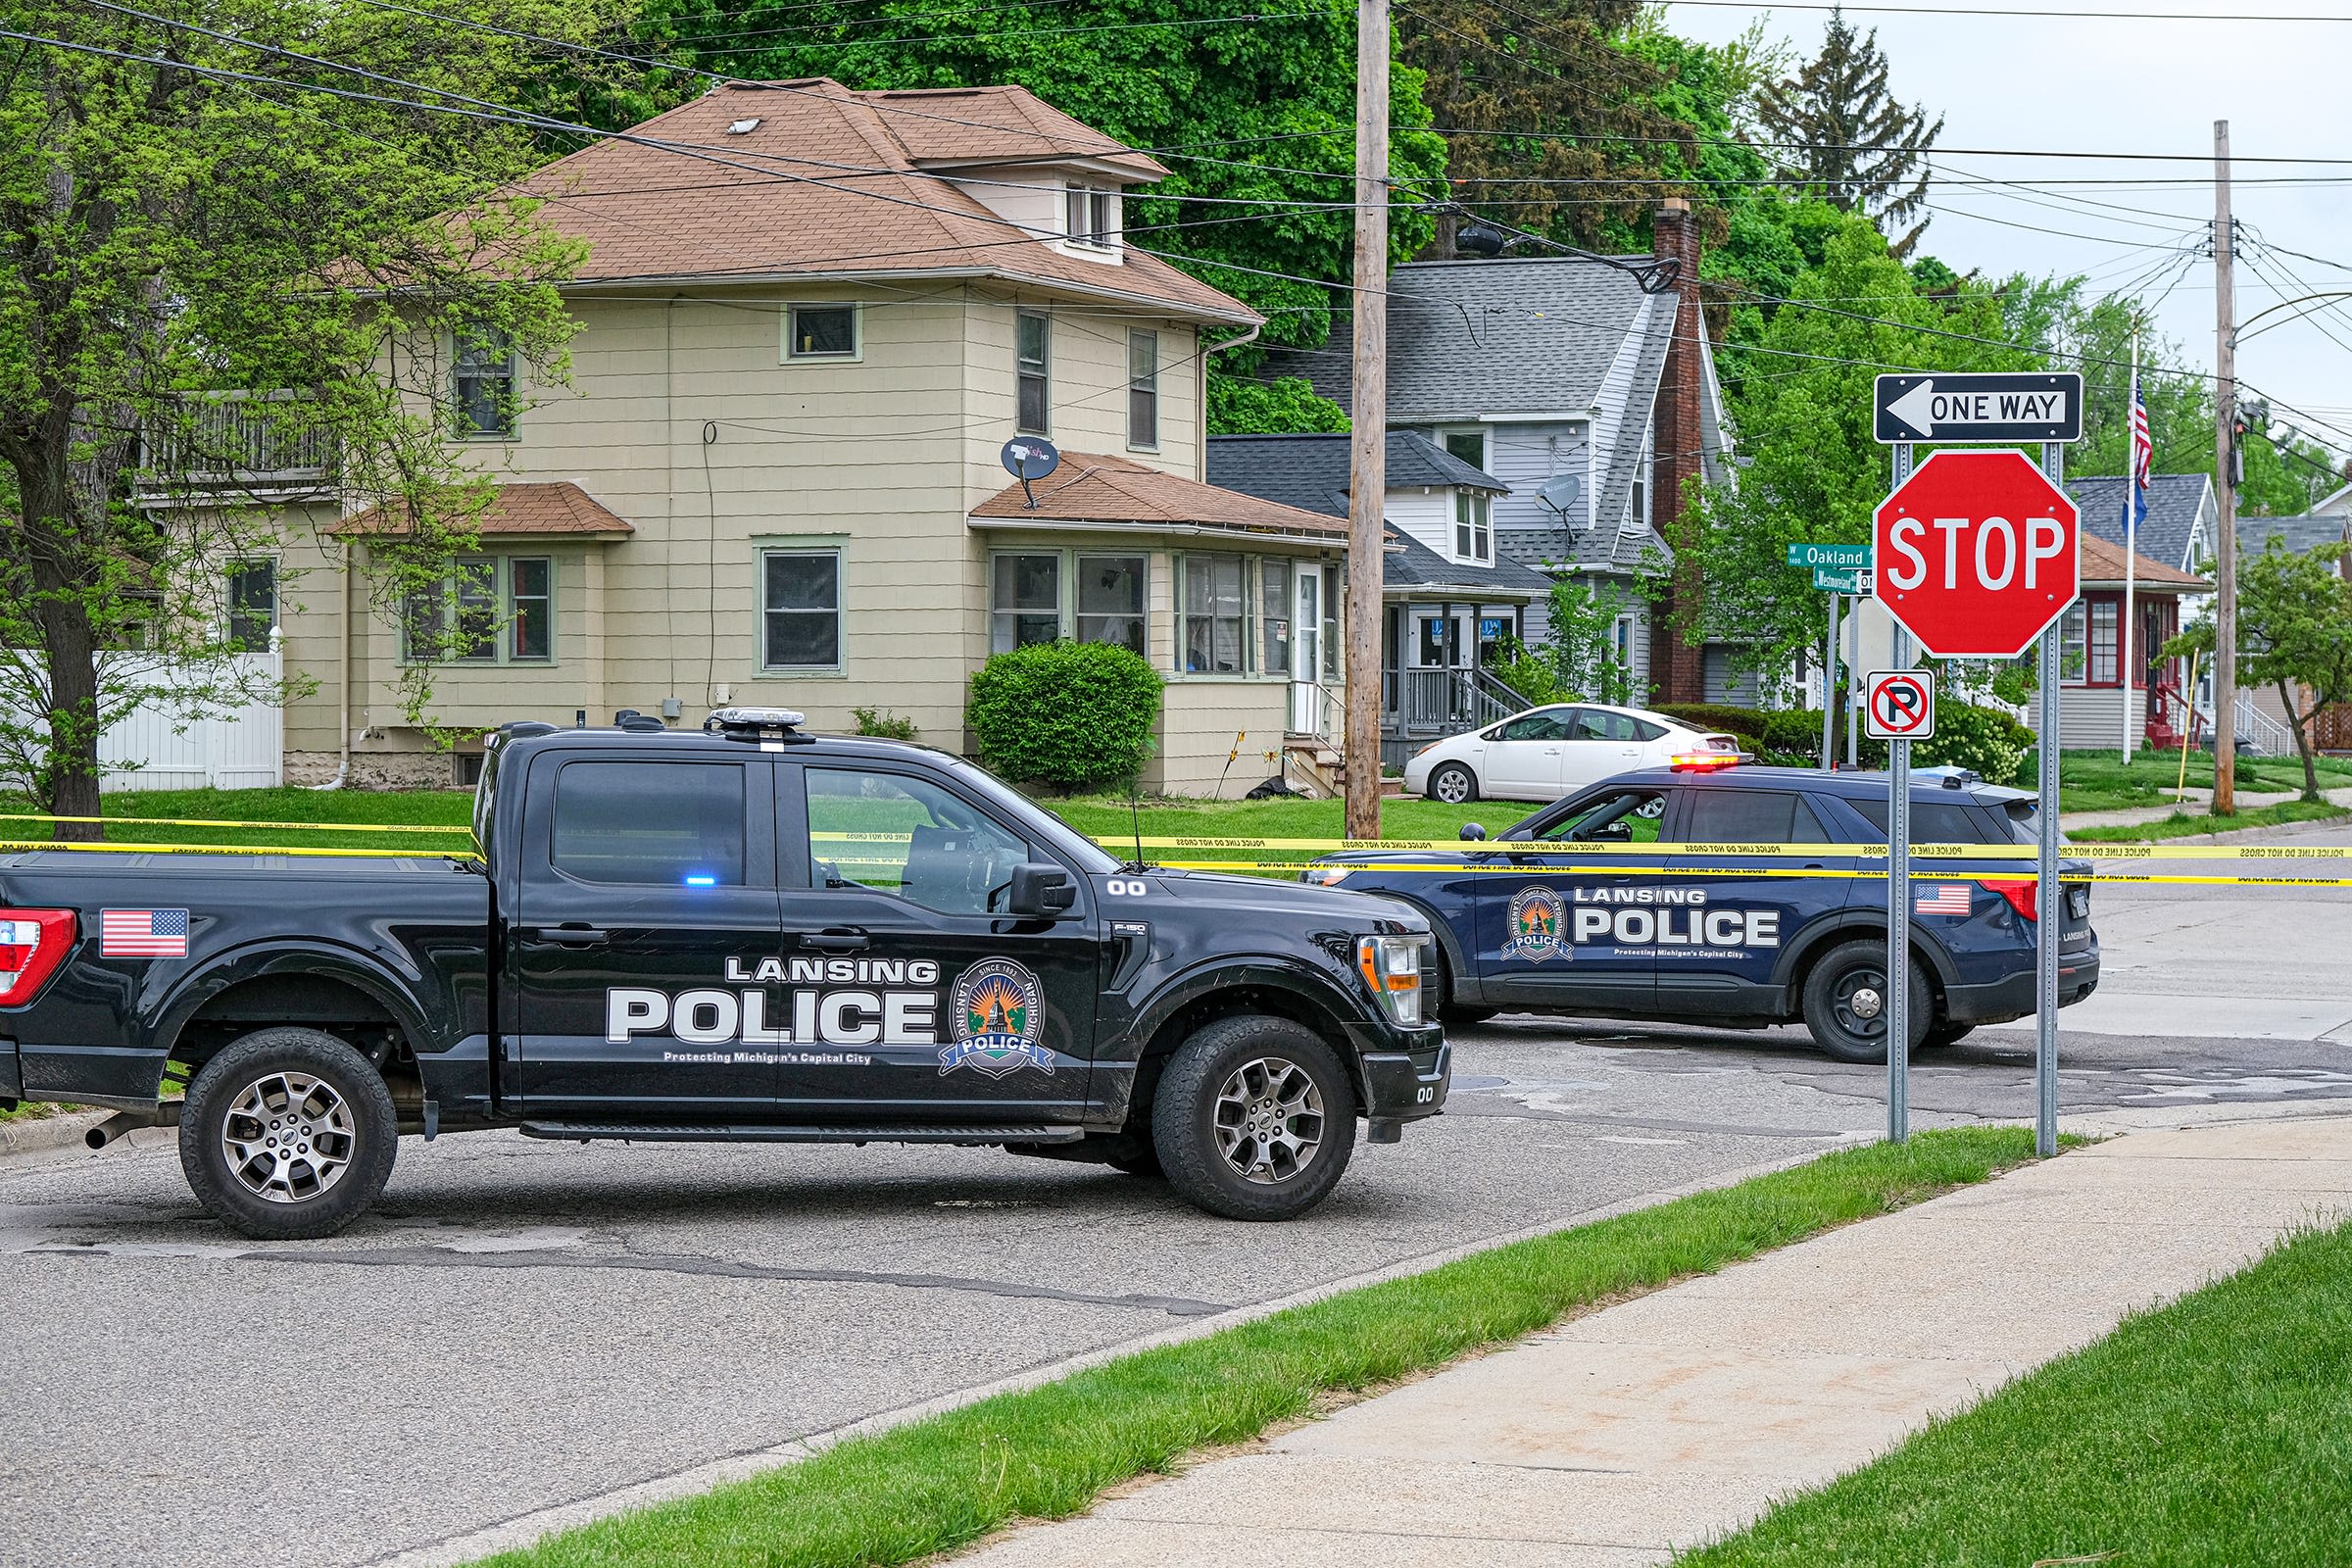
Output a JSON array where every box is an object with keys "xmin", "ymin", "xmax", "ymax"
[
  {"xmin": 0, "ymin": 710, "xmax": 1447, "ymax": 1237},
  {"xmin": 1304, "ymin": 760, "xmax": 2098, "ymax": 1062}
]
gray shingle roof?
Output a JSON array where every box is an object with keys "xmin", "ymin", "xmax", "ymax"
[
  {"xmin": 2067, "ymin": 473, "xmax": 2212, "ymax": 573},
  {"xmin": 1381, "ymin": 530, "xmax": 1553, "ymax": 597},
  {"xmin": 2241, "ymin": 514, "xmax": 2351, "ymax": 558}
]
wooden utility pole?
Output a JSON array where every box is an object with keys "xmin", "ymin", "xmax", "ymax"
[
  {"xmin": 1344, "ymin": 0, "xmax": 1389, "ymax": 840},
  {"xmin": 2213, "ymin": 118, "xmax": 2238, "ymax": 815}
]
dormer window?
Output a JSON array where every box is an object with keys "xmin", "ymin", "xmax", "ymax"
[
  {"xmin": 1064, "ymin": 183, "xmax": 1117, "ymax": 250},
  {"xmin": 1453, "ymin": 490, "xmax": 1493, "ymax": 566}
]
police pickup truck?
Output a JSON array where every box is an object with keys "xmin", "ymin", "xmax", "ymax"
[
  {"xmin": 1304, "ymin": 760, "xmax": 2099, "ymax": 1061},
  {"xmin": 0, "ymin": 710, "xmax": 1447, "ymax": 1238}
]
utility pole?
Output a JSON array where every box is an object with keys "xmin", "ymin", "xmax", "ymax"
[
  {"xmin": 1344, "ymin": 0, "xmax": 1389, "ymax": 841},
  {"xmin": 2213, "ymin": 119, "xmax": 2238, "ymax": 815}
]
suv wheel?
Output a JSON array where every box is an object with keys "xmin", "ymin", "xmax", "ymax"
[
  {"xmin": 180, "ymin": 1028, "xmax": 399, "ymax": 1241},
  {"xmin": 1428, "ymin": 763, "xmax": 1477, "ymax": 805},
  {"xmin": 1800, "ymin": 940, "xmax": 1932, "ymax": 1064},
  {"xmin": 1923, "ymin": 1020, "xmax": 1976, "ymax": 1049},
  {"xmin": 1152, "ymin": 1015, "xmax": 1356, "ymax": 1220}
]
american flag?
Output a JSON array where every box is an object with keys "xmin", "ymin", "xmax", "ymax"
[
  {"xmin": 101, "ymin": 908, "xmax": 188, "ymax": 957},
  {"xmin": 1914, "ymin": 884, "xmax": 1973, "ymax": 918},
  {"xmin": 2126, "ymin": 384, "xmax": 2153, "ymax": 541}
]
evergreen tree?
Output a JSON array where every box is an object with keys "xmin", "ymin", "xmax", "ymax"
[{"xmin": 1754, "ymin": 10, "xmax": 1941, "ymax": 256}]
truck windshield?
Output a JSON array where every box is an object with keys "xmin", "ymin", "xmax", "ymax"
[{"xmin": 939, "ymin": 757, "xmax": 1120, "ymax": 874}]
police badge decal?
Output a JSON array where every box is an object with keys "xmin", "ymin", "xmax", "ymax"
[
  {"xmin": 940, "ymin": 957, "xmax": 1054, "ymax": 1077},
  {"xmin": 1501, "ymin": 885, "xmax": 1570, "ymax": 961}
]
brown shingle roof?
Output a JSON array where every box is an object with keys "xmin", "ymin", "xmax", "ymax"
[
  {"xmin": 511, "ymin": 79, "xmax": 1252, "ymax": 323},
  {"xmin": 969, "ymin": 453, "xmax": 1348, "ymax": 537},
  {"xmin": 2081, "ymin": 532, "xmax": 2208, "ymax": 590},
  {"xmin": 328, "ymin": 482, "xmax": 634, "ymax": 539}
]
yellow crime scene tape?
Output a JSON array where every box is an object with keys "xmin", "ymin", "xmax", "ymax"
[
  {"xmin": 1094, "ymin": 835, "xmax": 2352, "ymax": 861},
  {"xmin": 0, "ymin": 811, "xmax": 471, "ymax": 835}
]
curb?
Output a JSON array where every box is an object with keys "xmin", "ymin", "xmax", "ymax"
[
  {"xmin": 0, "ymin": 1108, "xmax": 110, "ymax": 1159},
  {"xmin": 2074, "ymin": 808, "xmax": 2352, "ymax": 848}
]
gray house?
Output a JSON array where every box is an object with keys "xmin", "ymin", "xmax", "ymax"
[
  {"xmin": 2067, "ymin": 473, "xmax": 2216, "ymax": 574},
  {"xmin": 1254, "ymin": 203, "xmax": 1736, "ymax": 705}
]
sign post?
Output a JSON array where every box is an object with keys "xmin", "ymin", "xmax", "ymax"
[
  {"xmin": 1873, "ymin": 445, "xmax": 2080, "ymax": 1153},
  {"xmin": 1865, "ymin": 667, "xmax": 1936, "ymax": 1141},
  {"xmin": 1788, "ymin": 545, "xmax": 1875, "ymax": 771}
]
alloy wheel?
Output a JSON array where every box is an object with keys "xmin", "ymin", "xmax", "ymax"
[
  {"xmin": 220, "ymin": 1071, "xmax": 358, "ymax": 1204},
  {"xmin": 1211, "ymin": 1055, "xmax": 1325, "ymax": 1186}
]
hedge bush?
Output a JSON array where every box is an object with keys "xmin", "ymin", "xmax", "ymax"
[
  {"xmin": 1916, "ymin": 701, "xmax": 2035, "ymax": 782},
  {"xmin": 966, "ymin": 640, "xmax": 1161, "ymax": 792}
]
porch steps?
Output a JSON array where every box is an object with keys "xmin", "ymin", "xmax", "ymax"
[{"xmin": 1281, "ymin": 736, "xmax": 1346, "ymax": 799}]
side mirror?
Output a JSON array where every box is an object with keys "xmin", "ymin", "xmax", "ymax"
[
  {"xmin": 1007, "ymin": 863, "xmax": 1078, "ymax": 918},
  {"xmin": 1458, "ymin": 822, "xmax": 1488, "ymax": 842}
]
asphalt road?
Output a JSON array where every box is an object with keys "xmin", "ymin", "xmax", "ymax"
[{"xmin": 4, "ymin": 822, "xmax": 2349, "ymax": 1568}]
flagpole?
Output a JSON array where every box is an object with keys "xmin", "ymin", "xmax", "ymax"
[{"xmin": 2122, "ymin": 322, "xmax": 2138, "ymax": 764}]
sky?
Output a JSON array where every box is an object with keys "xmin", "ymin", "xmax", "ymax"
[{"xmin": 1664, "ymin": 0, "xmax": 2352, "ymax": 481}]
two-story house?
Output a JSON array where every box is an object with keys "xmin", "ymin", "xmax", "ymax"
[
  {"xmin": 226, "ymin": 79, "xmax": 1349, "ymax": 793},
  {"xmin": 1255, "ymin": 202, "xmax": 1737, "ymax": 706}
]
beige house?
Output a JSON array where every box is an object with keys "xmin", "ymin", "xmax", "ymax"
[{"xmin": 242, "ymin": 79, "xmax": 1348, "ymax": 793}]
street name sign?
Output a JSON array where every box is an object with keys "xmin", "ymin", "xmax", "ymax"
[
  {"xmin": 1812, "ymin": 566, "xmax": 1867, "ymax": 592},
  {"xmin": 1873, "ymin": 448, "xmax": 2080, "ymax": 660},
  {"xmin": 1873, "ymin": 372, "xmax": 2083, "ymax": 444},
  {"xmin": 1864, "ymin": 669, "xmax": 1936, "ymax": 740},
  {"xmin": 1787, "ymin": 542, "xmax": 1872, "ymax": 570}
]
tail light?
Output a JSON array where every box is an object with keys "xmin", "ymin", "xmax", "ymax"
[
  {"xmin": 0, "ymin": 909, "xmax": 76, "ymax": 1004},
  {"xmin": 1984, "ymin": 879, "xmax": 2038, "ymax": 922}
]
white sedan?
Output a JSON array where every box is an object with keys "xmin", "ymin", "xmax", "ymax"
[{"xmin": 1403, "ymin": 703, "xmax": 1747, "ymax": 804}]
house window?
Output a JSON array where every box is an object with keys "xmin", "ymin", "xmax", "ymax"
[
  {"xmin": 510, "ymin": 557, "xmax": 552, "ymax": 661},
  {"xmin": 1064, "ymin": 184, "xmax": 1115, "ymax": 249},
  {"xmin": 991, "ymin": 552, "xmax": 1061, "ymax": 654},
  {"xmin": 1442, "ymin": 428, "xmax": 1487, "ymax": 470},
  {"xmin": 787, "ymin": 304, "xmax": 858, "ymax": 360},
  {"xmin": 1075, "ymin": 554, "xmax": 1146, "ymax": 655},
  {"xmin": 2087, "ymin": 598, "xmax": 2119, "ymax": 684},
  {"xmin": 2060, "ymin": 604, "xmax": 2087, "ymax": 684},
  {"xmin": 403, "ymin": 558, "xmax": 502, "ymax": 662},
  {"xmin": 226, "ymin": 559, "xmax": 277, "ymax": 651},
  {"xmin": 1016, "ymin": 310, "xmax": 1051, "ymax": 434},
  {"xmin": 1128, "ymin": 330, "xmax": 1158, "ymax": 449},
  {"xmin": 453, "ymin": 325, "xmax": 516, "ymax": 438},
  {"xmin": 761, "ymin": 549, "xmax": 842, "ymax": 670},
  {"xmin": 1452, "ymin": 490, "xmax": 1493, "ymax": 564},
  {"xmin": 1181, "ymin": 554, "xmax": 1246, "ymax": 674},
  {"xmin": 1262, "ymin": 564, "xmax": 1291, "ymax": 675}
]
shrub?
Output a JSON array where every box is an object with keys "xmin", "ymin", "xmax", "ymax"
[
  {"xmin": 851, "ymin": 707, "xmax": 919, "ymax": 742},
  {"xmin": 967, "ymin": 640, "xmax": 1161, "ymax": 792},
  {"xmin": 1487, "ymin": 636, "xmax": 1564, "ymax": 706},
  {"xmin": 1654, "ymin": 702, "xmax": 1773, "ymax": 743},
  {"xmin": 1917, "ymin": 701, "xmax": 2034, "ymax": 782}
]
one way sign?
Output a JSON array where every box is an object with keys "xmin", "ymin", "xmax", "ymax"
[{"xmin": 1873, "ymin": 372, "xmax": 2082, "ymax": 445}]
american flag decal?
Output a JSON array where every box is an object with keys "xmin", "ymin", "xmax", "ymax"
[
  {"xmin": 1914, "ymin": 884, "xmax": 1973, "ymax": 918},
  {"xmin": 101, "ymin": 908, "xmax": 189, "ymax": 957}
]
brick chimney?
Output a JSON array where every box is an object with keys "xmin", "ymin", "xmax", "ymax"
[{"xmin": 1645, "ymin": 198, "xmax": 1709, "ymax": 707}]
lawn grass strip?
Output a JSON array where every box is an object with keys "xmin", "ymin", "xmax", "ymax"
[
  {"xmin": 472, "ymin": 1127, "xmax": 2049, "ymax": 1568},
  {"xmin": 1674, "ymin": 1214, "xmax": 2352, "ymax": 1568},
  {"xmin": 2069, "ymin": 801, "xmax": 2350, "ymax": 843}
]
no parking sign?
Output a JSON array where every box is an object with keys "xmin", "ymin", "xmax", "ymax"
[{"xmin": 1864, "ymin": 670, "xmax": 1936, "ymax": 742}]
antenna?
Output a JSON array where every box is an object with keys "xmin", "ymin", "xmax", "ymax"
[
  {"xmin": 1125, "ymin": 778, "xmax": 1149, "ymax": 873},
  {"xmin": 1001, "ymin": 436, "xmax": 1061, "ymax": 510}
]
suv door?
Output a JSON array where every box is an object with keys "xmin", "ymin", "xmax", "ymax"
[
  {"xmin": 511, "ymin": 753, "xmax": 779, "ymax": 1116},
  {"xmin": 775, "ymin": 760, "xmax": 1101, "ymax": 1124},
  {"xmin": 1662, "ymin": 787, "xmax": 1851, "ymax": 1017},
  {"xmin": 1472, "ymin": 783, "xmax": 1673, "ymax": 1012}
]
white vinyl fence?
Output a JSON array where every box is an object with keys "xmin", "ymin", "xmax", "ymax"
[{"xmin": 5, "ymin": 653, "xmax": 283, "ymax": 793}]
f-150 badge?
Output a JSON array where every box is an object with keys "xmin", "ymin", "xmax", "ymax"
[{"xmin": 941, "ymin": 957, "xmax": 1052, "ymax": 1077}]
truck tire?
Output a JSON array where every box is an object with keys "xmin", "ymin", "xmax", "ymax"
[
  {"xmin": 1152, "ymin": 1015, "xmax": 1356, "ymax": 1221},
  {"xmin": 1428, "ymin": 763, "xmax": 1478, "ymax": 804},
  {"xmin": 1801, "ymin": 940, "xmax": 1932, "ymax": 1065},
  {"xmin": 180, "ymin": 1028, "xmax": 399, "ymax": 1241}
]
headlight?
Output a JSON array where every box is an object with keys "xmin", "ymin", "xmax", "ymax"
[
  {"xmin": 1301, "ymin": 865, "xmax": 1350, "ymax": 887},
  {"xmin": 1355, "ymin": 934, "xmax": 1424, "ymax": 1028}
]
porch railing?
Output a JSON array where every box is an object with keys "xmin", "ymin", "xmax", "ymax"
[
  {"xmin": 2234, "ymin": 691, "xmax": 2293, "ymax": 758},
  {"xmin": 135, "ymin": 392, "xmax": 333, "ymax": 499},
  {"xmin": 1382, "ymin": 666, "xmax": 1529, "ymax": 734}
]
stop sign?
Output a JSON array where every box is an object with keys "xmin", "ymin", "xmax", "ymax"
[{"xmin": 1873, "ymin": 448, "xmax": 2079, "ymax": 659}]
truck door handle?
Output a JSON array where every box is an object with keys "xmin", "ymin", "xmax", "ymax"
[
  {"xmin": 801, "ymin": 930, "xmax": 869, "ymax": 953},
  {"xmin": 529, "ymin": 925, "xmax": 609, "ymax": 947}
]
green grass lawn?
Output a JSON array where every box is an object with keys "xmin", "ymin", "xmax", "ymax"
[
  {"xmin": 2049, "ymin": 749, "xmax": 2352, "ymax": 813},
  {"xmin": 0, "ymin": 786, "xmax": 475, "ymax": 854},
  {"xmin": 1677, "ymin": 1215, "xmax": 2352, "ymax": 1568},
  {"xmin": 1045, "ymin": 791, "xmax": 1508, "ymax": 852},
  {"xmin": 472, "ymin": 1127, "xmax": 2050, "ymax": 1568},
  {"xmin": 2068, "ymin": 799, "xmax": 2352, "ymax": 843}
]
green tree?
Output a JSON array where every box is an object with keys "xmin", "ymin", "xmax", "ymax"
[
  {"xmin": 1753, "ymin": 9, "xmax": 1941, "ymax": 256},
  {"xmin": 635, "ymin": 0, "xmax": 1446, "ymax": 426},
  {"xmin": 1, "ymin": 1, "xmax": 603, "ymax": 832},
  {"xmin": 2166, "ymin": 539, "xmax": 2352, "ymax": 801}
]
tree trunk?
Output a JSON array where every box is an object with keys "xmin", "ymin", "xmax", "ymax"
[
  {"xmin": 2283, "ymin": 682, "xmax": 2321, "ymax": 804},
  {"xmin": 34, "ymin": 570, "xmax": 103, "ymax": 841}
]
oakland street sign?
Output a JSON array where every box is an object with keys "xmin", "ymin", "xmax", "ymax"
[
  {"xmin": 1872, "ymin": 448, "xmax": 2080, "ymax": 660},
  {"xmin": 1872, "ymin": 372, "xmax": 2083, "ymax": 445}
]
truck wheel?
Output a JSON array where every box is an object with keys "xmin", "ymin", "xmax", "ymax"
[
  {"xmin": 180, "ymin": 1028, "xmax": 398, "ymax": 1241},
  {"xmin": 1428, "ymin": 763, "xmax": 1478, "ymax": 804},
  {"xmin": 1801, "ymin": 940, "xmax": 1932, "ymax": 1065},
  {"xmin": 1152, "ymin": 1015, "xmax": 1356, "ymax": 1221}
]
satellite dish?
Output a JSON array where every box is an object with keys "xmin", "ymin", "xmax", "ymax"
[
  {"xmin": 1538, "ymin": 473, "xmax": 1584, "ymax": 528},
  {"xmin": 1001, "ymin": 437, "xmax": 1060, "ymax": 481}
]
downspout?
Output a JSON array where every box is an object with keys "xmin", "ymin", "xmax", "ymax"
[
  {"xmin": 1200, "ymin": 319, "xmax": 1262, "ymax": 462},
  {"xmin": 308, "ymin": 532, "xmax": 353, "ymax": 791}
]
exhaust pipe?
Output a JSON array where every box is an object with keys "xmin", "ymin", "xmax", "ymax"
[{"xmin": 84, "ymin": 1102, "xmax": 181, "ymax": 1150}]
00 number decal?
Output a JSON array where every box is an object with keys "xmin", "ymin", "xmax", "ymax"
[{"xmin": 1105, "ymin": 878, "xmax": 1149, "ymax": 897}]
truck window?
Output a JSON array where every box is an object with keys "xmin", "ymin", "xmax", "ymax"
[
  {"xmin": 551, "ymin": 760, "xmax": 747, "ymax": 885},
  {"xmin": 805, "ymin": 768, "xmax": 1030, "ymax": 916}
]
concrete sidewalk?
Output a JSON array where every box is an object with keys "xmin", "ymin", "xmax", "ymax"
[{"xmin": 952, "ymin": 1117, "xmax": 2352, "ymax": 1568}]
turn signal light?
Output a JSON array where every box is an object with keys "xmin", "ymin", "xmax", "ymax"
[
  {"xmin": 1355, "ymin": 935, "xmax": 1424, "ymax": 1028},
  {"xmin": 0, "ymin": 909, "xmax": 76, "ymax": 1004},
  {"xmin": 1984, "ymin": 879, "xmax": 2039, "ymax": 922}
]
